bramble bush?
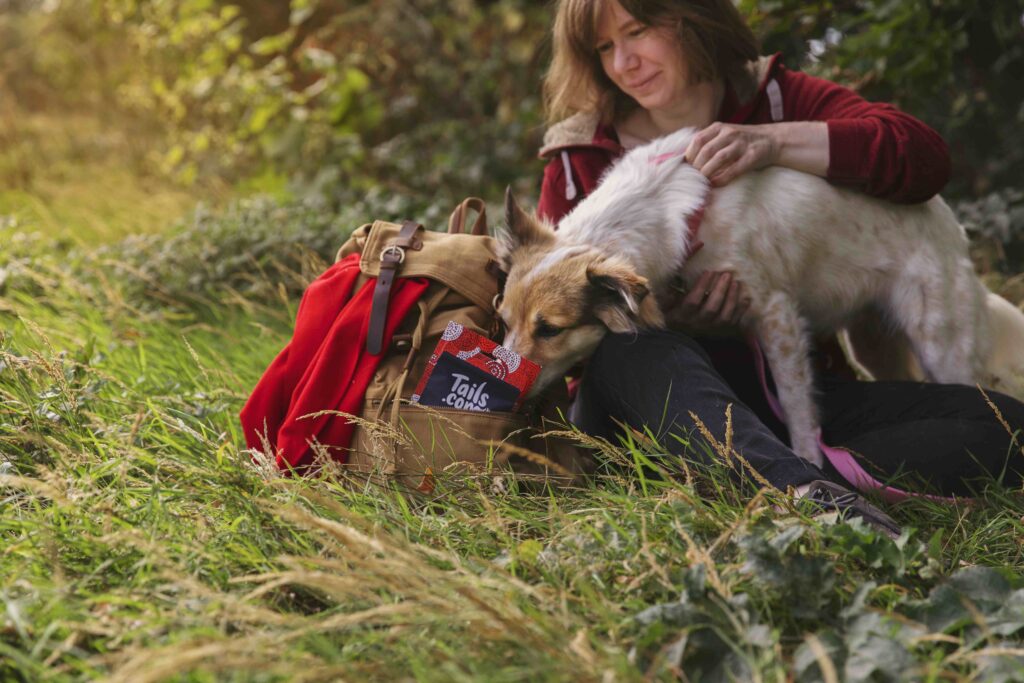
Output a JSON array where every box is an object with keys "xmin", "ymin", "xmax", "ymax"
[
  {"xmin": 742, "ymin": 0, "xmax": 1024, "ymax": 197},
  {"xmin": 79, "ymin": 189, "xmax": 1024, "ymax": 317},
  {"xmin": 69, "ymin": 0, "xmax": 551, "ymax": 204},
  {"xmin": 955, "ymin": 188, "xmax": 1024, "ymax": 274}
]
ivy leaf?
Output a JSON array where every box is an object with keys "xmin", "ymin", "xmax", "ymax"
[
  {"xmin": 906, "ymin": 567, "xmax": 1024, "ymax": 637},
  {"xmin": 947, "ymin": 566, "xmax": 1015, "ymax": 607},
  {"xmin": 739, "ymin": 525, "xmax": 836, "ymax": 619},
  {"xmin": 973, "ymin": 645, "xmax": 1024, "ymax": 683},
  {"xmin": 988, "ymin": 590, "xmax": 1024, "ymax": 637},
  {"xmin": 843, "ymin": 633, "xmax": 914, "ymax": 683}
]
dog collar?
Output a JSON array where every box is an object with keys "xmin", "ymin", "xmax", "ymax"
[{"xmin": 684, "ymin": 203, "xmax": 706, "ymax": 259}]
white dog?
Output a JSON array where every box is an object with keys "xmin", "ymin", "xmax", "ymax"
[{"xmin": 498, "ymin": 126, "xmax": 1011, "ymax": 468}]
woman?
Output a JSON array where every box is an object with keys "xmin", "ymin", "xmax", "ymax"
[{"xmin": 537, "ymin": 0, "xmax": 1024, "ymax": 529}]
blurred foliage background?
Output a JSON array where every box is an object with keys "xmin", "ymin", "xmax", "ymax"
[{"xmin": 1, "ymin": 0, "xmax": 1022, "ymax": 261}]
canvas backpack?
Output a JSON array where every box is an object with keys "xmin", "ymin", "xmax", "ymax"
[{"xmin": 241, "ymin": 198, "xmax": 593, "ymax": 489}]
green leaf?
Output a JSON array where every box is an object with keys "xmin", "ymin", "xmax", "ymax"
[{"xmin": 250, "ymin": 30, "xmax": 294, "ymax": 57}]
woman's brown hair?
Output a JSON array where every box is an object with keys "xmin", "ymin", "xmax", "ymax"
[{"xmin": 543, "ymin": 0, "xmax": 760, "ymax": 124}]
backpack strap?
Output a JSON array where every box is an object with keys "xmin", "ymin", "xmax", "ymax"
[
  {"xmin": 372, "ymin": 285, "xmax": 452, "ymax": 473},
  {"xmin": 447, "ymin": 197, "xmax": 488, "ymax": 236},
  {"xmin": 367, "ymin": 220, "xmax": 424, "ymax": 355}
]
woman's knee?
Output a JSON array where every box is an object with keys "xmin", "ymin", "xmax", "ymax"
[
  {"xmin": 579, "ymin": 330, "xmax": 716, "ymax": 424},
  {"xmin": 590, "ymin": 329, "xmax": 712, "ymax": 377}
]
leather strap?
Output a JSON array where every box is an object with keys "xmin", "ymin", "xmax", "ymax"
[
  {"xmin": 367, "ymin": 220, "xmax": 423, "ymax": 355},
  {"xmin": 447, "ymin": 197, "xmax": 488, "ymax": 235}
]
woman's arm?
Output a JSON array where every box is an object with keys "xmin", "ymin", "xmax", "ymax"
[
  {"xmin": 685, "ymin": 120, "xmax": 829, "ymax": 187},
  {"xmin": 686, "ymin": 67, "xmax": 951, "ymax": 203},
  {"xmin": 815, "ymin": 95, "xmax": 951, "ymax": 203}
]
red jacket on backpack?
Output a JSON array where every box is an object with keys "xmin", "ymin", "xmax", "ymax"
[{"xmin": 240, "ymin": 254, "xmax": 429, "ymax": 472}]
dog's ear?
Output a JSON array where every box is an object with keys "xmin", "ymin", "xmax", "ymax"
[
  {"xmin": 499, "ymin": 187, "xmax": 553, "ymax": 266},
  {"xmin": 586, "ymin": 260, "xmax": 652, "ymax": 334}
]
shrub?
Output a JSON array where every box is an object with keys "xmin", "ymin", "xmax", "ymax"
[{"xmin": 95, "ymin": 190, "xmax": 455, "ymax": 310}]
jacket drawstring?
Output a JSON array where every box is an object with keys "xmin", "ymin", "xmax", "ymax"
[
  {"xmin": 560, "ymin": 151, "xmax": 578, "ymax": 201},
  {"xmin": 767, "ymin": 79, "xmax": 784, "ymax": 122}
]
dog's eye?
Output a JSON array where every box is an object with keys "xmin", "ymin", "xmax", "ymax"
[{"xmin": 535, "ymin": 322, "xmax": 563, "ymax": 339}]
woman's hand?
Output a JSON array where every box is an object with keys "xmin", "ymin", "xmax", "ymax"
[
  {"xmin": 684, "ymin": 123, "xmax": 779, "ymax": 187},
  {"xmin": 684, "ymin": 121, "xmax": 830, "ymax": 186},
  {"xmin": 665, "ymin": 270, "xmax": 752, "ymax": 335}
]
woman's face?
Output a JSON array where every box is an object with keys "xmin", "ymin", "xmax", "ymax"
[{"xmin": 594, "ymin": 0, "xmax": 689, "ymax": 113}]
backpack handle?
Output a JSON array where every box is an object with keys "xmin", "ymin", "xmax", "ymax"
[{"xmin": 447, "ymin": 197, "xmax": 488, "ymax": 236}]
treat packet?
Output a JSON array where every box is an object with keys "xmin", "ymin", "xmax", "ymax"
[{"xmin": 410, "ymin": 321, "xmax": 540, "ymax": 413}]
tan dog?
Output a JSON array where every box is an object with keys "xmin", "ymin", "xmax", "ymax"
[
  {"xmin": 498, "ymin": 195, "xmax": 665, "ymax": 392},
  {"xmin": 842, "ymin": 293, "xmax": 1024, "ymax": 394},
  {"xmin": 497, "ymin": 126, "xmax": 1007, "ymax": 468}
]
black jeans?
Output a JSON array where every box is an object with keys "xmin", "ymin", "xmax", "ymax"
[{"xmin": 572, "ymin": 330, "xmax": 1024, "ymax": 496}]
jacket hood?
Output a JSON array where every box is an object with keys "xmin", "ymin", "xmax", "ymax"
[{"xmin": 539, "ymin": 54, "xmax": 781, "ymax": 159}]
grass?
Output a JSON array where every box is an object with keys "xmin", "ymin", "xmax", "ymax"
[{"xmin": 4, "ymin": 209, "xmax": 1024, "ymax": 682}]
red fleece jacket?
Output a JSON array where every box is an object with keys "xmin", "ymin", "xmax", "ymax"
[{"xmin": 537, "ymin": 54, "xmax": 950, "ymax": 223}]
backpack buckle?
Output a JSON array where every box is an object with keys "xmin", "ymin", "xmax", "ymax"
[{"xmin": 380, "ymin": 245, "xmax": 406, "ymax": 264}]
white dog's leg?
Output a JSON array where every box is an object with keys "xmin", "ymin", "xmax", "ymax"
[{"xmin": 754, "ymin": 292, "xmax": 823, "ymax": 468}]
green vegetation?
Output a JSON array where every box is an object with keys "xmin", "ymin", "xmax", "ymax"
[
  {"xmin": 5, "ymin": 190, "xmax": 1024, "ymax": 680},
  {"xmin": 3, "ymin": 0, "xmax": 1024, "ymax": 679}
]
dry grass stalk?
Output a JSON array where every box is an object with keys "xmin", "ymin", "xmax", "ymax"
[
  {"xmin": 293, "ymin": 490, "xmax": 546, "ymax": 599},
  {"xmin": 674, "ymin": 520, "xmax": 731, "ymax": 598},
  {"xmin": 106, "ymin": 603, "xmax": 417, "ymax": 683},
  {"xmin": 542, "ymin": 427, "xmax": 622, "ymax": 462},
  {"xmin": 803, "ymin": 632, "xmax": 840, "ymax": 683},
  {"xmin": 689, "ymin": 409, "xmax": 775, "ymax": 491},
  {"xmin": 708, "ymin": 488, "xmax": 770, "ymax": 557},
  {"xmin": 244, "ymin": 500, "xmax": 576, "ymax": 643},
  {"xmin": 724, "ymin": 403, "xmax": 734, "ymax": 465},
  {"xmin": 249, "ymin": 500, "xmax": 512, "ymax": 607},
  {"xmin": 0, "ymin": 471, "xmax": 67, "ymax": 503},
  {"xmin": 299, "ymin": 408, "xmax": 411, "ymax": 448},
  {"xmin": 180, "ymin": 334, "xmax": 212, "ymax": 383},
  {"xmin": 977, "ymin": 384, "xmax": 1024, "ymax": 458}
]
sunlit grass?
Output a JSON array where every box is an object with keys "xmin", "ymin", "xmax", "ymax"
[{"xmin": 0, "ymin": 110, "xmax": 225, "ymax": 244}]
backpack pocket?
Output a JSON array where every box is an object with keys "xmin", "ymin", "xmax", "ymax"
[{"xmin": 347, "ymin": 401, "xmax": 588, "ymax": 489}]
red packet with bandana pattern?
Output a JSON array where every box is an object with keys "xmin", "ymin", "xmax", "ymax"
[{"xmin": 410, "ymin": 321, "xmax": 540, "ymax": 413}]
